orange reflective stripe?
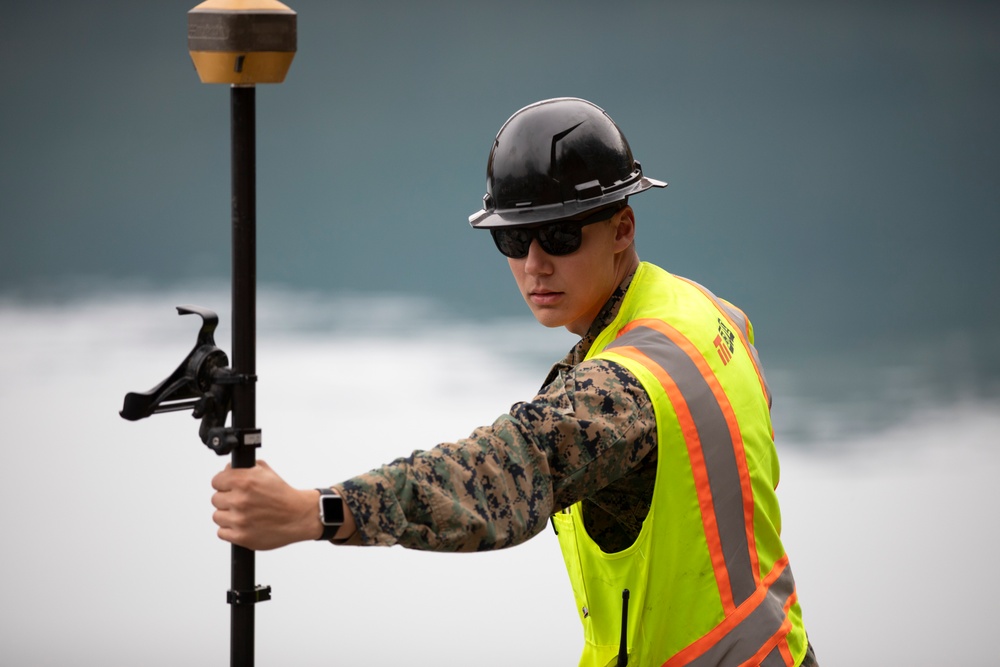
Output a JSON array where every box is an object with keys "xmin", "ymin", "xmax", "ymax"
[
  {"xmin": 618, "ymin": 319, "xmax": 761, "ymax": 593},
  {"xmin": 776, "ymin": 625, "xmax": 796, "ymax": 666},
  {"xmin": 778, "ymin": 640, "xmax": 795, "ymax": 667}
]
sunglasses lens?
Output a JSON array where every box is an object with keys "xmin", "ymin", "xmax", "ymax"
[
  {"xmin": 491, "ymin": 228, "xmax": 532, "ymax": 258},
  {"xmin": 537, "ymin": 222, "xmax": 583, "ymax": 256}
]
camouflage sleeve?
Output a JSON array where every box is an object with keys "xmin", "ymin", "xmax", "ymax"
[{"xmin": 334, "ymin": 358, "xmax": 655, "ymax": 552}]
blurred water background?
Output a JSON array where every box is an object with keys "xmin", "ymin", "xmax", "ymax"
[{"xmin": 2, "ymin": 1, "xmax": 998, "ymax": 665}]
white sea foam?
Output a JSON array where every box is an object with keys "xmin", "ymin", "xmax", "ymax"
[{"xmin": 1, "ymin": 290, "xmax": 997, "ymax": 666}]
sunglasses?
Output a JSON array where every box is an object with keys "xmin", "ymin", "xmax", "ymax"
[{"xmin": 489, "ymin": 205, "xmax": 624, "ymax": 259}]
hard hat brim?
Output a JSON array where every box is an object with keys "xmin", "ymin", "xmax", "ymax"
[{"xmin": 468, "ymin": 176, "xmax": 667, "ymax": 229}]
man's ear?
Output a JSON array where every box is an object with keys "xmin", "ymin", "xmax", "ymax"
[{"xmin": 613, "ymin": 205, "xmax": 636, "ymax": 252}]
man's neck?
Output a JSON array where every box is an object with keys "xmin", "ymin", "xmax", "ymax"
[
  {"xmin": 567, "ymin": 262, "xmax": 640, "ymax": 363},
  {"xmin": 566, "ymin": 249, "xmax": 640, "ymax": 337}
]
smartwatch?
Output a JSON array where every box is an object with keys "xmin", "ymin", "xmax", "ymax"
[{"xmin": 317, "ymin": 488, "xmax": 345, "ymax": 541}]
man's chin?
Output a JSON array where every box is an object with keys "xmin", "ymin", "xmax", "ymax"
[
  {"xmin": 525, "ymin": 304, "xmax": 567, "ymax": 329},
  {"xmin": 534, "ymin": 312, "xmax": 574, "ymax": 331}
]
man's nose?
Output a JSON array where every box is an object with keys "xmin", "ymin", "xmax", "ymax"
[{"xmin": 523, "ymin": 237, "xmax": 553, "ymax": 274}]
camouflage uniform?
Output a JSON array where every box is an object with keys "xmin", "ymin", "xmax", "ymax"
[{"xmin": 334, "ymin": 270, "xmax": 659, "ymax": 554}]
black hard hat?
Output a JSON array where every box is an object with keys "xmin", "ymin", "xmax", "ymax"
[{"xmin": 468, "ymin": 98, "xmax": 666, "ymax": 229}]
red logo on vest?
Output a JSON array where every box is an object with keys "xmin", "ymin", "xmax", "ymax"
[{"xmin": 715, "ymin": 318, "xmax": 735, "ymax": 365}]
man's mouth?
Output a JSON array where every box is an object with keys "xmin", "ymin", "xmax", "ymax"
[{"xmin": 529, "ymin": 289, "xmax": 563, "ymax": 306}]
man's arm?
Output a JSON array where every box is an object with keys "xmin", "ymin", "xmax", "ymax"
[
  {"xmin": 336, "ymin": 359, "xmax": 655, "ymax": 551},
  {"xmin": 211, "ymin": 359, "xmax": 654, "ymax": 552}
]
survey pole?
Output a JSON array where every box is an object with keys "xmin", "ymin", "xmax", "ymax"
[{"xmin": 187, "ymin": 2, "xmax": 297, "ymax": 664}]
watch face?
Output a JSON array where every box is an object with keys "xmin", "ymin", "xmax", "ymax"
[{"xmin": 321, "ymin": 495, "xmax": 345, "ymax": 525}]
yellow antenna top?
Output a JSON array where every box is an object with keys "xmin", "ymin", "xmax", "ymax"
[{"xmin": 188, "ymin": 0, "xmax": 297, "ymax": 85}]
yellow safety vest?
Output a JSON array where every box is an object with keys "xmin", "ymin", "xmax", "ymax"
[{"xmin": 553, "ymin": 262, "xmax": 808, "ymax": 667}]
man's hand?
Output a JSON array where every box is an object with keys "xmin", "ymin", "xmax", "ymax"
[{"xmin": 211, "ymin": 460, "xmax": 322, "ymax": 550}]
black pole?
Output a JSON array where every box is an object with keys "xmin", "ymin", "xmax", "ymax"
[
  {"xmin": 230, "ymin": 83, "xmax": 257, "ymax": 667},
  {"xmin": 185, "ymin": 5, "xmax": 294, "ymax": 663},
  {"xmin": 118, "ymin": 79, "xmax": 271, "ymax": 665}
]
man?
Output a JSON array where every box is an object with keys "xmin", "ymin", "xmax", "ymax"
[{"xmin": 212, "ymin": 97, "xmax": 817, "ymax": 666}]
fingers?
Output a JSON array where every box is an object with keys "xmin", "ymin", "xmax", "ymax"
[
  {"xmin": 212, "ymin": 460, "xmax": 273, "ymax": 492},
  {"xmin": 209, "ymin": 460, "xmax": 298, "ymax": 551},
  {"xmin": 215, "ymin": 524, "xmax": 245, "ymax": 549},
  {"xmin": 212, "ymin": 499, "xmax": 254, "ymax": 550},
  {"xmin": 211, "ymin": 463, "xmax": 242, "ymax": 545},
  {"xmin": 211, "ymin": 463, "xmax": 233, "ymax": 491},
  {"xmin": 211, "ymin": 461, "xmax": 260, "ymax": 516}
]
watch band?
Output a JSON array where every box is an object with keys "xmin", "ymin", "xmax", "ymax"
[{"xmin": 316, "ymin": 488, "xmax": 344, "ymax": 541}]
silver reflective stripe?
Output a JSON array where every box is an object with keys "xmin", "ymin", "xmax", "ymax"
[
  {"xmin": 606, "ymin": 325, "xmax": 756, "ymax": 605},
  {"xmin": 679, "ymin": 278, "xmax": 750, "ymax": 340},
  {"xmin": 760, "ymin": 646, "xmax": 788, "ymax": 667},
  {"xmin": 684, "ymin": 563, "xmax": 797, "ymax": 667},
  {"xmin": 720, "ymin": 302, "xmax": 749, "ymax": 341}
]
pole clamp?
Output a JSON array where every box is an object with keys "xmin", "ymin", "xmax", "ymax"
[
  {"xmin": 214, "ymin": 372, "xmax": 258, "ymax": 385},
  {"xmin": 227, "ymin": 585, "xmax": 272, "ymax": 606},
  {"xmin": 206, "ymin": 427, "xmax": 262, "ymax": 456}
]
